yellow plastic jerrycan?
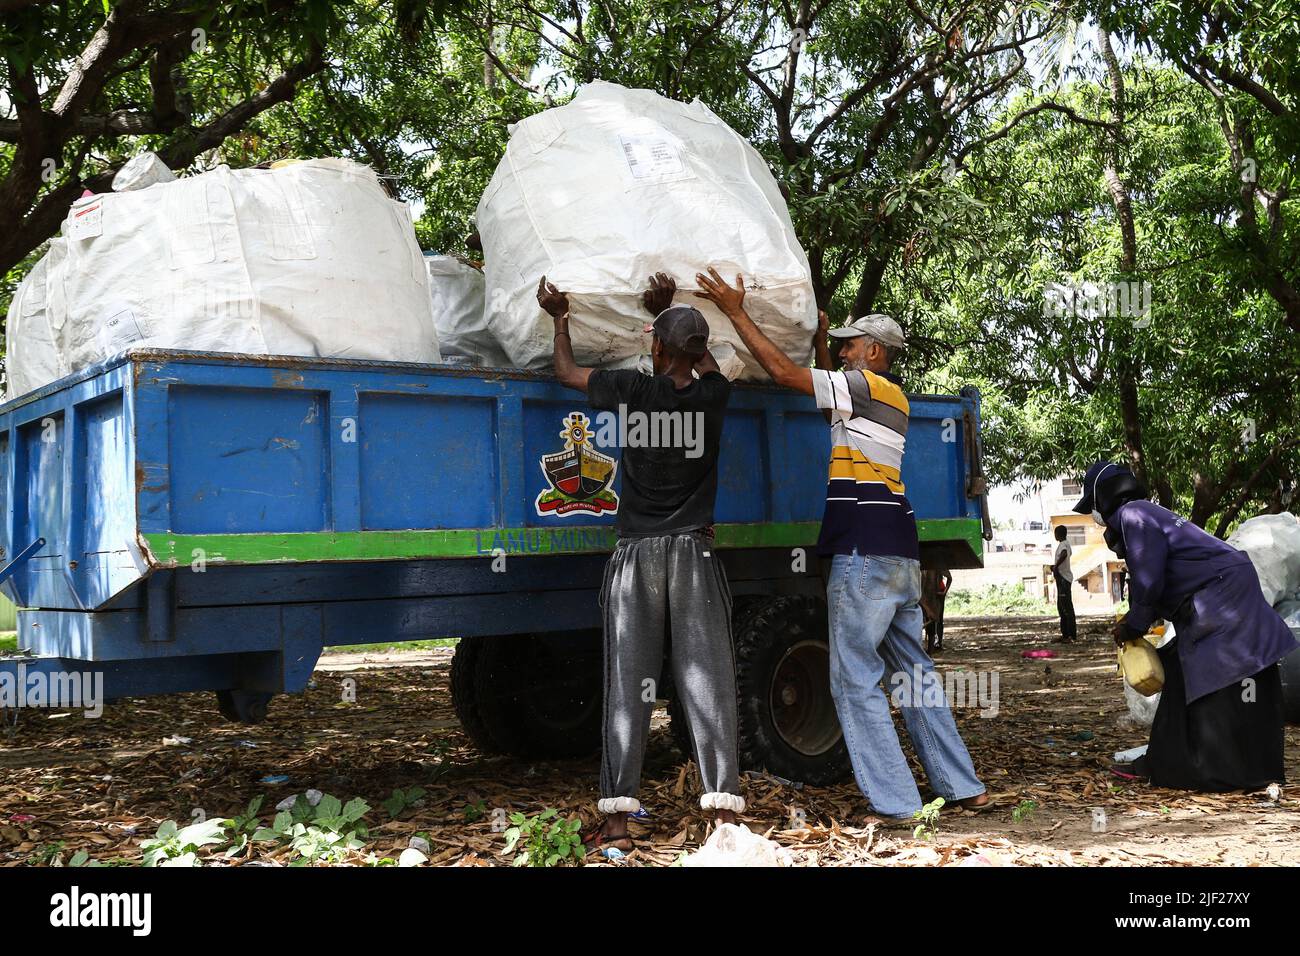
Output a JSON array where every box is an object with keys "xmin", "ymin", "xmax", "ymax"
[{"xmin": 1118, "ymin": 636, "xmax": 1164, "ymax": 696}]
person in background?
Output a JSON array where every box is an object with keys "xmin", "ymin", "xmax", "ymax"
[
  {"xmin": 1052, "ymin": 525, "xmax": 1077, "ymax": 643},
  {"xmin": 1074, "ymin": 460, "xmax": 1297, "ymax": 791},
  {"xmin": 537, "ymin": 272, "xmax": 744, "ymax": 852},
  {"xmin": 695, "ymin": 268, "xmax": 987, "ymax": 827},
  {"xmin": 922, "ymin": 569, "xmax": 952, "ymax": 653}
]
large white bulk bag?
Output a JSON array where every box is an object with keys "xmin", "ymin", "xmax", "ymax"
[
  {"xmin": 4, "ymin": 242, "xmax": 66, "ymax": 398},
  {"xmin": 607, "ymin": 340, "xmax": 746, "ymax": 381},
  {"xmin": 425, "ymin": 254, "xmax": 509, "ymax": 366},
  {"xmin": 43, "ymin": 157, "xmax": 436, "ymax": 381},
  {"xmin": 476, "ymin": 81, "xmax": 816, "ymax": 380},
  {"xmin": 1228, "ymin": 512, "xmax": 1300, "ymax": 605}
]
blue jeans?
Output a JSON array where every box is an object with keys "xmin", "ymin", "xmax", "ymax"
[{"xmin": 827, "ymin": 550, "xmax": 985, "ymax": 817}]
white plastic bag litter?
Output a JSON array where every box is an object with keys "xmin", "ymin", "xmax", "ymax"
[
  {"xmin": 7, "ymin": 157, "xmax": 439, "ymax": 398},
  {"xmin": 1227, "ymin": 513, "xmax": 1300, "ymax": 605},
  {"xmin": 476, "ymin": 81, "xmax": 817, "ymax": 381},
  {"xmin": 681, "ymin": 823, "xmax": 793, "ymax": 867},
  {"xmin": 1274, "ymin": 596, "xmax": 1300, "ymax": 628},
  {"xmin": 425, "ymin": 254, "xmax": 509, "ymax": 366},
  {"xmin": 1120, "ymin": 623, "xmax": 1172, "ymax": 728},
  {"xmin": 1123, "ymin": 682, "xmax": 1161, "ymax": 728}
]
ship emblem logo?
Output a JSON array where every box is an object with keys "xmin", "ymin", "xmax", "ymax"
[{"xmin": 535, "ymin": 412, "xmax": 619, "ymax": 516}]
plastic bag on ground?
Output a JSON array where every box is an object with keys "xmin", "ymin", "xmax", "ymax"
[
  {"xmin": 681, "ymin": 823, "xmax": 793, "ymax": 867},
  {"xmin": 425, "ymin": 254, "xmax": 510, "ymax": 367},
  {"xmin": 476, "ymin": 81, "xmax": 817, "ymax": 381},
  {"xmin": 1227, "ymin": 513, "xmax": 1300, "ymax": 606}
]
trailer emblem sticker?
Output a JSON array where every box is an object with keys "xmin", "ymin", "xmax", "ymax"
[{"xmin": 536, "ymin": 412, "xmax": 619, "ymax": 517}]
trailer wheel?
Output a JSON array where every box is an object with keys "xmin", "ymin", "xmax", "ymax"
[
  {"xmin": 472, "ymin": 632, "xmax": 603, "ymax": 759},
  {"xmin": 215, "ymin": 689, "xmax": 273, "ymax": 724},
  {"xmin": 450, "ymin": 639, "xmax": 506, "ymax": 754},
  {"xmin": 735, "ymin": 595, "xmax": 851, "ymax": 785},
  {"xmin": 668, "ymin": 595, "xmax": 765, "ymax": 760}
]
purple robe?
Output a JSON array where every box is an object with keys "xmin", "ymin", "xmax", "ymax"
[{"xmin": 1109, "ymin": 501, "xmax": 1298, "ymax": 703}]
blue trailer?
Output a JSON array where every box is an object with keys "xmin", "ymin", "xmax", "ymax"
[{"xmin": 0, "ymin": 349, "xmax": 988, "ymax": 783}]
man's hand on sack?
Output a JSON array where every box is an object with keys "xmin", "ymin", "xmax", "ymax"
[
  {"xmin": 537, "ymin": 276, "xmax": 570, "ymax": 322},
  {"xmin": 694, "ymin": 267, "xmax": 746, "ymax": 319},
  {"xmin": 642, "ymin": 272, "xmax": 676, "ymax": 317}
]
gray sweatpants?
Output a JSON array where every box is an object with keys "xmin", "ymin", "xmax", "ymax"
[{"xmin": 597, "ymin": 532, "xmax": 745, "ymax": 814}]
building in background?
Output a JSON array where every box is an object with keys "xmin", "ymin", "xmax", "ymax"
[{"xmin": 952, "ymin": 476, "xmax": 1125, "ymax": 613}]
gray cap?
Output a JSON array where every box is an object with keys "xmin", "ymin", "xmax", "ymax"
[
  {"xmin": 827, "ymin": 313, "xmax": 905, "ymax": 348},
  {"xmin": 652, "ymin": 305, "xmax": 710, "ymax": 356}
]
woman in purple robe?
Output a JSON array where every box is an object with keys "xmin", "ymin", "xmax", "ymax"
[{"xmin": 1074, "ymin": 461, "xmax": 1297, "ymax": 791}]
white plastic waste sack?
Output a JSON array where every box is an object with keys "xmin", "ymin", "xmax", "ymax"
[
  {"xmin": 424, "ymin": 254, "xmax": 510, "ymax": 366},
  {"xmin": 607, "ymin": 340, "xmax": 746, "ymax": 382},
  {"xmin": 681, "ymin": 823, "xmax": 793, "ymax": 867},
  {"xmin": 7, "ymin": 158, "xmax": 438, "ymax": 398},
  {"xmin": 476, "ymin": 81, "xmax": 817, "ymax": 380},
  {"xmin": 111, "ymin": 151, "xmax": 176, "ymax": 192},
  {"xmin": 1227, "ymin": 513, "xmax": 1300, "ymax": 606},
  {"xmin": 4, "ymin": 242, "xmax": 66, "ymax": 397}
]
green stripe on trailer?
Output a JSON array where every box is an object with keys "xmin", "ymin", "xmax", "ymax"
[{"xmin": 142, "ymin": 517, "xmax": 983, "ymax": 566}]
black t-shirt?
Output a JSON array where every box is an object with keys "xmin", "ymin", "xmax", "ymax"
[{"xmin": 587, "ymin": 368, "xmax": 731, "ymax": 537}]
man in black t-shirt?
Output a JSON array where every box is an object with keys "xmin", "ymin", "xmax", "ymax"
[{"xmin": 537, "ymin": 272, "xmax": 743, "ymax": 853}]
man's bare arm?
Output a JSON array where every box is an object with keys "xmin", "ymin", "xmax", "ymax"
[
  {"xmin": 537, "ymin": 276, "xmax": 593, "ymax": 392},
  {"xmin": 695, "ymin": 268, "xmax": 813, "ymax": 396},
  {"xmin": 813, "ymin": 309, "xmax": 833, "ymax": 371},
  {"xmin": 813, "ymin": 309, "xmax": 833, "ymax": 422}
]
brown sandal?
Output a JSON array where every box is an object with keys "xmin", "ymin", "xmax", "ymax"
[
  {"xmin": 582, "ymin": 821, "xmax": 635, "ymax": 854},
  {"xmin": 863, "ymin": 814, "xmax": 914, "ymax": 830}
]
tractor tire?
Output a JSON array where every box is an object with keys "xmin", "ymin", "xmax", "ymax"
[
  {"xmin": 450, "ymin": 639, "xmax": 506, "ymax": 754},
  {"xmin": 667, "ymin": 594, "xmax": 771, "ymax": 761},
  {"xmin": 472, "ymin": 631, "xmax": 603, "ymax": 759},
  {"xmin": 215, "ymin": 689, "xmax": 273, "ymax": 724},
  {"xmin": 735, "ymin": 595, "xmax": 851, "ymax": 785}
]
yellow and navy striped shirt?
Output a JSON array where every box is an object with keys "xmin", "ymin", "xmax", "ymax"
[{"xmin": 811, "ymin": 368, "xmax": 918, "ymax": 559}]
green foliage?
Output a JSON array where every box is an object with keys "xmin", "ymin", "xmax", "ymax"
[
  {"xmin": 382, "ymin": 786, "xmax": 427, "ymax": 819},
  {"xmin": 141, "ymin": 817, "xmax": 231, "ymax": 868},
  {"xmin": 947, "ymin": 584, "xmax": 1048, "ymax": 617},
  {"xmin": 912, "ymin": 797, "xmax": 945, "ymax": 840},
  {"xmin": 1012, "ymin": 799, "xmax": 1038, "ymax": 823},
  {"xmin": 501, "ymin": 808, "xmax": 585, "ymax": 867},
  {"xmin": 252, "ymin": 793, "xmax": 371, "ymax": 865}
]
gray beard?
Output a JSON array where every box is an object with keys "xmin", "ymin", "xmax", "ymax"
[{"xmin": 842, "ymin": 357, "xmax": 871, "ymax": 372}]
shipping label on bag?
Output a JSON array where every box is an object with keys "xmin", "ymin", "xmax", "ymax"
[
  {"xmin": 65, "ymin": 200, "xmax": 104, "ymax": 240},
  {"xmin": 617, "ymin": 131, "xmax": 692, "ymax": 184},
  {"xmin": 96, "ymin": 301, "xmax": 147, "ymax": 356}
]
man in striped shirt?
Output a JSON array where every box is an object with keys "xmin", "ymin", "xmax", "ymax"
[{"xmin": 696, "ymin": 268, "xmax": 986, "ymax": 827}]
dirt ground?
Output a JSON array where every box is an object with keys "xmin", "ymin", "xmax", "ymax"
[{"xmin": 1, "ymin": 613, "xmax": 1297, "ymax": 867}]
